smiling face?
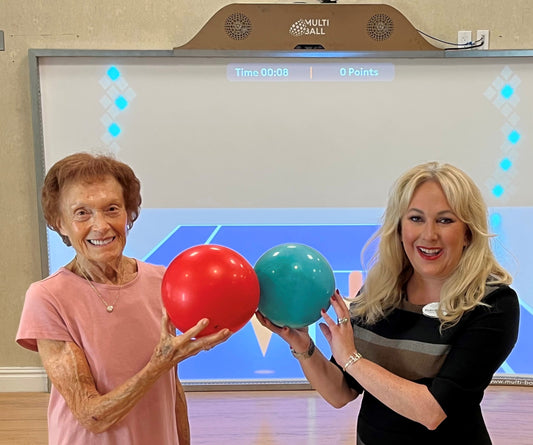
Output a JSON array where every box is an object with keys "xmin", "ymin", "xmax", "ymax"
[
  {"xmin": 57, "ymin": 176, "xmax": 128, "ymax": 268},
  {"xmin": 400, "ymin": 180, "xmax": 469, "ymax": 287}
]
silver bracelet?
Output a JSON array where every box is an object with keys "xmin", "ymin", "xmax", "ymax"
[
  {"xmin": 343, "ymin": 352, "xmax": 363, "ymax": 372},
  {"xmin": 290, "ymin": 338, "xmax": 315, "ymax": 360}
]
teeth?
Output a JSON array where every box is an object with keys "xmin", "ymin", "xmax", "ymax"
[
  {"xmin": 419, "ymin": 247, "xmax": 441, "ymax": 255},
  {"xmin": 89, "ymin": 238, "xmax": 113, "ymax": 246}
]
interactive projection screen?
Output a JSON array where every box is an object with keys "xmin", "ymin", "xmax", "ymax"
[{"xmin": 31, "ymin": 49, "xmax": 533, "ymax": 386}]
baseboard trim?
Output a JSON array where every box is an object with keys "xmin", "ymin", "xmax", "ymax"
[{"xmin": 0, "ymin": 367, "xmax": 48, "ymax": 392}]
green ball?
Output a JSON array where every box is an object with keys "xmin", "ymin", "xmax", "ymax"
[{"xmin": 254, "ymin": 243, "xmax": 335, "ymax": 328}]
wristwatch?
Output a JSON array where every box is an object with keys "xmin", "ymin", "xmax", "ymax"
[{"xmin": 290, "ymin": 338, "xmax": 315, "ymax": 359}]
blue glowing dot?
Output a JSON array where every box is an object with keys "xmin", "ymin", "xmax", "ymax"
[
  {"xmin": 490, "ymin": 213, "xmax": 502, "ymax": 227},
  {"xmin": 501, "ymin": 84, "xmax": 514, "ymax": 99},
  {"xmin": 500, "ymin": 158, "xmax": 512, "ymax": 171},
  {"xmin": 492, "ymin": 184, "xmax": 504, "ymax": 198},
  {"xmin": 508, "ymin": 130, "xmax": 520, "ymax": 144},
  {"xmin": 115, "ymin": 96, "xmax": 128, "ymax": 110},
  {"xmin": 107, "ymin": 66, "xmax": 120, "ymax": 81},
  {"xmin": 108, "ymin": 123, "xmax": 121, "ymax": 137}
]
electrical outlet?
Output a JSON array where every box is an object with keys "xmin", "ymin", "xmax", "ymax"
[
  {"xmin": 477, "ymin": 30, "xmax": 490, "ymax": 50},
  {"xmin": 458, "ymin": 30, "xmax": 472, "ymax": 46}
]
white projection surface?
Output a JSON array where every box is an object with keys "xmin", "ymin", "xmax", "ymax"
[{"xmin": 32, "ymin": 50, "xmax": 533, "ymax": 385}]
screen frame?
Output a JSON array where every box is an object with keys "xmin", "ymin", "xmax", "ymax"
[{"xmin": 29, "ymin": 48, "xmax": 533, "ymax": 388}]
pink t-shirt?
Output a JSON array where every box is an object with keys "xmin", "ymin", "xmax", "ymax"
[{"xmin": 16, "ymin": 260, "xmax": 179, "ymax": 445}]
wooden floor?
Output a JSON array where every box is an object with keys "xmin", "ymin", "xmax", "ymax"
[{"xmin": 1, "ymin": 386, "xmax": 532, "ymax": 444}]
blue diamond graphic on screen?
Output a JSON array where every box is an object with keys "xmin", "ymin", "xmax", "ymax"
[
  {"xmin": 500, "ymin": 158, "xmax": 512, "ymax": 171},
  {"xmin": 501, "ymin": 84, "xmax": 514, "ymax": 99},
  {"xmin": 490, "ymin": 213, "xmax": 502, "ymax": 228},
  {"xmin": 108, "ymin": 123, "xmax": 121, "ymax": 137},
  {"xmin": 508, "ymin": 130, "xmax": 520, "ymax": 144},
  {"xmin": 492, "ymin": 184, "xmax": 504, "ymax": 198},
  {"xmin": 115, "ymin": 96, "xmax": 128, "ymax": 110},
  {"xmin": 107, "ymin": 66, "xmax": 120, "ymax": 81}
]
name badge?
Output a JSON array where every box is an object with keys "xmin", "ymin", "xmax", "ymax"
[{"xmin": 422, "ymin": 302, "xmax": 440, "ymax": 318}]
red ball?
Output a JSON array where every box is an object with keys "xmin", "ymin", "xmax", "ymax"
[{"xmin": 161, "ymin": 244, "xmax": 260, "ymax": 337}]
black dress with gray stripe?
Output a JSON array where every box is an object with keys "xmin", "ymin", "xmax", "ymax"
[{"xmin": 332, "ymin": 284, "xmax": 519, "ymax": 445}]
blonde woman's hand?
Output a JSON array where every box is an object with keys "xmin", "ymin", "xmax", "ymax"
[
  {"xmin": 319, "ymin": 290, "xmax": 357, "ymax": 367},
  {"xmin": 255, "ymin": 310, "xmax": 311, "ymax": 354}
]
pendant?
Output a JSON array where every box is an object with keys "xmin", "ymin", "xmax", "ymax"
[{"xmin": 106, "ymin": 305, "xmax": 114, "ymax": 313}]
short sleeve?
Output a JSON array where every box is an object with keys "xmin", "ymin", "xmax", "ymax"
[
  {"xmin": 428, "ymin": 286, "xmax": 519, "ymax": 414},
  {"xmin": 16, "ymin": 280, "xmax": 75, "ymax": 351}
]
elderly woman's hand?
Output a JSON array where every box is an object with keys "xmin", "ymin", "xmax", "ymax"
[{"xmin": 151, "ymin": 309, "xmax": 232, "ymax": 370}]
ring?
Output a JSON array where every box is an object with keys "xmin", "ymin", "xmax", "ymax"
[{"xmin": 337, "ymin": 317, "xmax": 349, "ymax": 325}]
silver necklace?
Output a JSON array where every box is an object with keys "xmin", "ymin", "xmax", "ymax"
[{"xmin": 77, "ymin": 262, "xmax": 122, "ymax": 313}]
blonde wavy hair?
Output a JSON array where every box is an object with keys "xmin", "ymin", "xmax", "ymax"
[{"xmin": 351, "ymin": 161, "xmax": 512, "ymax": 328}]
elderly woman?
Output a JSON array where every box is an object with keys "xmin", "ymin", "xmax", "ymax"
[
  {"xmin": 17, "ymin": 152, "xmax": 231, "ymax": 445},
  {"xmin": 257, "ymin": 161, "xmax": 519, "ymax": 444}
]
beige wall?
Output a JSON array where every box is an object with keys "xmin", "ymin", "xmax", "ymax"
[{"xmin": 1, "ymin": 0, "xmax": 532, "ymax": 368}]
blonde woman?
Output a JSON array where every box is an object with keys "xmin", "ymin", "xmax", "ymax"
[{"xmin": 257, "ymin": 161, "xmax": 519, "ymax": 444}]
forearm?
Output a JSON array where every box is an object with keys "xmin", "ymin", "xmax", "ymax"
[
  {"xmin": 346, "ymin": 358, "xmax": 446, "ymax": 430},
  {"xmin": 297, "ymin": 346, "xmax": 358, "ymax": 408},
  {"xmin": 175, "ymin": 372, "xmax": 190, "ymax": 445},
  {"xmin": 40, "ymin": 339, "xmax": 169, "ymax": 434},
  {"xmin": 254, "ymin": 312, "xmax": 358, "ymax": 409},
  {"xmin": 76, "ymin": 361, "xmax": 169, "ymax": 433},
  {"xmin": 39, "ymin": 317, "xmax": 231, "ymax": 435}
]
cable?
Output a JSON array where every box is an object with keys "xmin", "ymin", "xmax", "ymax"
[
  {"xmin": 445, "ymin": 39, "xmax": 485, "ymax": 51},
  {"xmin": 416, "ymin": 28, "xmax": 485, "ymax": 50}
]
